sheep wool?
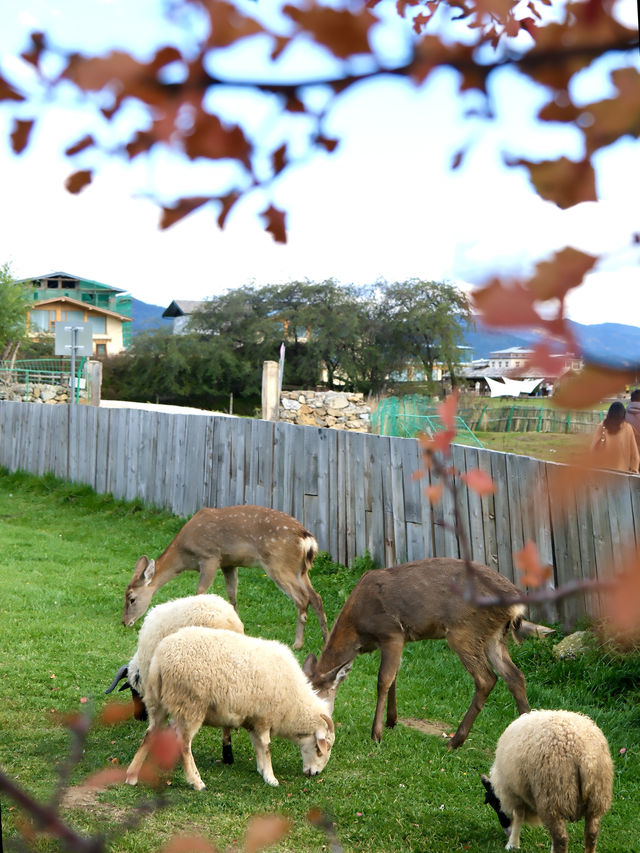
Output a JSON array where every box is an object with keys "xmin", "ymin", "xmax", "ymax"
[
  {"xmin": 126, "ymin": 626, "xmax": 336, "ymax": 790},
  {"xmin": 487, "ymin": 709, "xmax": 613, "ymax": 853},
  {"xmin": 128, "ymin": 594, "xmax": 244, "ymax": 694}
]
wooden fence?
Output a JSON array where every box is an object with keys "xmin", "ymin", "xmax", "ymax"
[{"xmin": 1, "ymin": 400, "xmax": 638, "ymax": 627}]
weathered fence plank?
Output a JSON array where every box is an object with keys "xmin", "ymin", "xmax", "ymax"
[{"xmin": 0, "ymin": 400, "xmax": 637, "ymax": 630}]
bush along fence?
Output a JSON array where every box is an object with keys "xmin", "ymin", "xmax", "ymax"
[
  {"xmin": 1, "ymin": 399, "xmax": 637, "ymax": 628},
  {"xmin": 372, "ymin": 395, "xmax": 603, "ymax": 437}
]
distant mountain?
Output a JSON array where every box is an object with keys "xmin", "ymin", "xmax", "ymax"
[
  {"xmin": 463, "ymin": 321, "xmax": 640, "ymax": 368},
  {"xmin": 130, "ymin": 297, "xmax": 173, "ymax": 334}
]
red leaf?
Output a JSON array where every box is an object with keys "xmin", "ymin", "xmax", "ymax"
[
  {"xmin": 528, "ymin": 247, "xmax": 597, "ymax": 302},
  {"xmin": 10, "ymin": 119, "xmax": 34, "ymax": 154},
  {"xmin": 64, "ymin": 134, "xmax": 95, "ymax": 156},
  {"xmin": 514, "ymin": 541, "xmax": 552, "ymax": 588},
  {"xmin": 431, "ymin": 428, "xmax": 457, "ymax": 454},
  {"xmin": 283, "ymin": 5, "xmax": 375, "ymax": 59},
  {"xmin": 99, "ymin": 700, "xmax": 135, "ymax": 725},
  {"xmin": 244, "ymin": 814, "xmax": 292, "ymax": 853},
  {"xmin": 160, "ymin": 197, "xmax": 211, "ymax": 229},
  {"xmin": 425, "ymin": 483, "xmax": 443, "ymax": 504},
  {"xmin": 262, "ymin": 205, "xmax": 287, "ymax": 243},
  {"xmin": 161, "ymin": 836, "xmax": 218, "ymax": 853},
  {"xmin": 460, "ymin": 468, "xmax": 495, "ymax": 496},
  {"xmin": 504, "ymin": 156, "xmax": 597, "ymax": 209},
  {"xmin": 81, "ymin": 766, "xmax": 127, "ymax": 790},
  {"xmin": 438, "ymin": 389, "xmax": 459, "ymax": 431},
  {"xmin": 149, "ymin": 728, "xmax": 182, "ymax": 771},
  {"xmin": 217, "ymin": 191, "xmax": 240, "ymax": 229},
  {"xmin": 471, "ymin": 279, "xmax": 541, "ymax": 329},
  {"xmin": 183, "ymin": 112, "xmax": 252, "ymax": 168},
  {"xmin": 65, "ymin": 169, "xmax": 93, "ymax": 194},
  {"xmin": 0, "ymin": 73, "xmax": 26, "ymax": 102},
  {"xmin": 553, "ymin": 365, "xmax": 635, "ymax": 409}
]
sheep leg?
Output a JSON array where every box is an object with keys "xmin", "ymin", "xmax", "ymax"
[
  {"xmin": 221, "ymin": 566, "xmax": 239, "ymax": 611},
  {"xmin": 485, "ymin": 637, "xmax": 530, "ymax": 716},
  {"xmin": 372, "ymin": 638, "xmax": 404, "ymax": 741},
  {"xmin": 584, "ymin": 813, "xmax": 602, "ymax": 853},
  {"xmin": 543, "ymin": 814, "xmax": 568, "ymax": 853},
  {"xmin": 196, "ymin": 557, "xmax": 220, "ymax": 595},
  {"xmin": 447, "ymin": 639, "xmax": 497, "ymax": 749},
  {"xmin": 249, "ymin": 729, "xmax": 278, "ymax": 786},
  {"xmin": 505, "ymin": 807, "xmax": 524, "ymax": 849},
  {"xmin": 178, "ymin": 733, "xmax": 206, "ymax": 791},
  {"xmin": 125, "ymin": 728, "xmax": 154, "ymax": 786}
]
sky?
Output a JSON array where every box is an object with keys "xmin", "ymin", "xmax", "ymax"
[{"xmin": 0, "ymin": 0, "xmax": 638, "ymax": 325}]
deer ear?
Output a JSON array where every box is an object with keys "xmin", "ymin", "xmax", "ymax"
[
  {"xmin": 302, "ymin": 653, "xmax": 317, "ymax": 678},
  {"xmin": 330, "ymin": 661, "xmax": 352, "ymax": 690},
  {"xmin": 142, "ymin": 558, "xmax": 156, "ymax": 585}
]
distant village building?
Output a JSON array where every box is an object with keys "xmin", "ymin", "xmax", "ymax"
[
  {"xmin": 19, "ymin": 271, "xmax": 132, "ymax": 355},
  {"xmin": 162, "ymin": 300, "xmax": 206, "ymax": 334},
  {"xmin": 461, "ymin": 346, "xmax": 582, "ymax": 397}
]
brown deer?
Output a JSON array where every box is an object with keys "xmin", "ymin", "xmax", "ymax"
[
  {"xmin": 122, "ymin": 505, "xmax": 329, "ymax": 649},
  {"xmin": 303, "ymin": 557, "xmax": 531, "ymax": 748}
]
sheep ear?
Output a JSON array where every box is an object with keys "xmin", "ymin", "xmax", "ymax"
[{"xmin": 315, "ymin": 732, "xmax": 329, "ymax": 755}]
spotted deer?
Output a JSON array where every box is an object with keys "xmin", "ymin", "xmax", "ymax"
[{"xmin": 122, "ymin": 505, "xmax": 328, "ymax": 649}]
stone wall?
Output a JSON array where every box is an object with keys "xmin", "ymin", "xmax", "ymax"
[
  {"xmin": 0, "ymin": 381, "xmax": 87, "ymax": 404},
  {"xmin": 279, "ymin": 390, "xmax": 371, "ymax": 432}
]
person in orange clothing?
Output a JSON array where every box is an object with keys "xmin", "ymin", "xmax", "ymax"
[{"xmin": 590, "ymin": 401, "xmax": 640, "ymax": 474}]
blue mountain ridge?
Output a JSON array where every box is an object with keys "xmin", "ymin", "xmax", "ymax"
[{"xmin": 464, "ymin": 321, "xmax": 640, "ymax": 368}]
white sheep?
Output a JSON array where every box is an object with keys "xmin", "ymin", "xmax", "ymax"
[
  {"xmin": 482, "ymin": 710, "xmax": 613, "ymax": 853},
  {"xmin": 125, "ymin": 626, "xmax": 338, "ymax": 789},
  {"xmin": 105, "ymin": 595, "xmax": 244, "ymax": 762}
]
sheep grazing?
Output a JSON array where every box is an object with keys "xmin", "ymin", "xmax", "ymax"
[
  {"xmin": 106, "ymin": 595, "xmax": 244, "ymax": 763},
  {"xmin": 125, "ymin": 627, "xmax": 338, "ymax": 790},
  {"xmin": 482, "ymin": 710, "xmax": 613, "ymax": 853}
]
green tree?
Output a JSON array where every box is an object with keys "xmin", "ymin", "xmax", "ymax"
[
  {"xmin": 380, "ymin": 280, "xmax": 472, "ymax": 391},
  {"xmin": 0, "ymin": 264, "xmax": 30, "ymax": 362}
]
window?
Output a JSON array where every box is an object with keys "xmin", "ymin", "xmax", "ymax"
[
  {"xmin": 63, "ymin": 310, "xmax": 85, "ymax": 323},
  {"xmin": 95, "ymin": 343, "xmax": 107, "ymax": 356},
  {"xmin": 31, "ymin": 310, "xmax": 57, "ymax": 331},
  {"xmin": 89, "ymin": 315, "xmax": 106, "ymax": 334}
]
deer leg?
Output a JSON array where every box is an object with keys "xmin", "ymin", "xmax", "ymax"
[
  {"xmin": 197, "ymin": 557, "xmax": 220, "ymax": 595},
  {"xmin": 221, "ymin": 566, "xmax": 239, "ymax": 610},
  {"xmin": 300, "ymin": 574, "xmax": 329, "ymax": 643},
  {"xmin": 584, "ymin": 813, "xmax": 602, "ymax": 853},
  {"xmin": 447, "ymin": 638, "xmax": 497, "ymax": 749},
  {"xmin": 485, "ymin": 636, "xmax": 530, "ymax": 716},
  {"xmin": 385, "ymin": 676, "xmax": 398, "ymax": 729},
  {"xmin": 372, "ymin": 638, "xmax": 404, "ymax": 742}
]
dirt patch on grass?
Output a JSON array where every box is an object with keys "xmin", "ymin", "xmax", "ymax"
[
  {"xmin": 61, "ymin": 786, "xmax": 129, "ymax": 821},
  {"xmin": 399, "ymin": 717, "xmax": 452, "ymax": 738}
]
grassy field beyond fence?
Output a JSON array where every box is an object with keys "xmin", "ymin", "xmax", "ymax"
[{"xmin": 1, "ymin": 470, "xmax": 639, "ymax": 852}]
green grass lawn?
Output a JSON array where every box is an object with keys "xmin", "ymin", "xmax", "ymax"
[
  {"xmin": 1, "ymin": 469, "xmax": 639, "ymax": 852},
  {"xmin": 468, "ymin": 431, "xmax": 590, "ymax": 463}
]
